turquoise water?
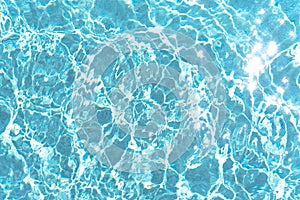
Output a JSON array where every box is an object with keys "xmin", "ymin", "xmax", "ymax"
[{"xmin": 0, "ymin": 0, "xmax": 300, "ymax": 199}]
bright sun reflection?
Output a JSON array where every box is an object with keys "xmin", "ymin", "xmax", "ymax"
[
  {"xmin": 258, "ymin": 9, "xmax": 265, "ymax": 15},
  {"xmin": 253, "ymin": 43, "xmax": 262, "ymax": 52},
  {"xmin": 267, "ymin": 41, "xmax": 278, "ymax": 56},
  {"xmin": 248, "ymin": 81, "xmax": 257, "ymax": 92},
  {"xmin": 245, "ymin": 56, "xmax": 264, "ymax": 79},
  {"xmin": 245, "ymin": 40, "xmax": 280, "ymax": 91}
]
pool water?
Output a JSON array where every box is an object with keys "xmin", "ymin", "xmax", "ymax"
[{"xmin": 0, "ymin": 0, "xmax": 300, "ymax": 199}]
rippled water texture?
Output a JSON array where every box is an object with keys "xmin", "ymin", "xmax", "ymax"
[
  {"xmin": 72, "ymin": 28, "xmax": 226, "ymax": 173},
  {"xmin": 0, "ymin": 0, "xmax": 300, "ymax": 199}
]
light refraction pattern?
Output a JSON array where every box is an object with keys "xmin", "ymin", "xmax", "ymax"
[
  {"xmin": 0, "ymin": 0, "xmax": 299, "ymax": 199},
  {"xmin": 72, "ymin": 28, "xmax": 226, "ymax": 174}
]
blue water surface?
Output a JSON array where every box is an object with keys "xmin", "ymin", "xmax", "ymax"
[{"xmin": 0, "ymin": 0, "xmax": 300, "ymax": 199}]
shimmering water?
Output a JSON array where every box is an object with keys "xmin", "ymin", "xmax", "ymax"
[{"xmin": 0, "ymin": 0, "xmax": 299, "ymax": 199}]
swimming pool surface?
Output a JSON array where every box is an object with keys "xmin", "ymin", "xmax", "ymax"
[{"xmin": 0, "ymin": 0, "xmax": 299, "ymax": 199}]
